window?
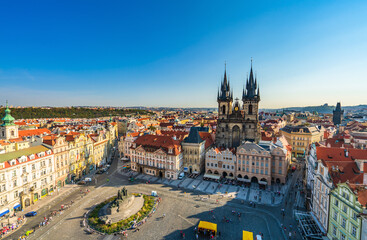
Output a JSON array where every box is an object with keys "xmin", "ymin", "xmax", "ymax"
[
  {"xmin": 332, "ymin": 225, "xmax": 337, "ymax": 236},
  {"xmin": 340, "ymin": 233, "xmax": 345, "ymax": 240},
  {"xmin": 333, "ymin": 211, "xmax": 338, "ymax": 221},
  {"xmin": 343, "ymin": 205, "xmax": 347, "ymax": 213},
  {"xmin": 279, "ymin": 169, "xmax": 282, "ymax": 174},
  {"xmin": 335, "ymin": 199, "xmax": 339, "ymax": 207},
  {"xmin": 341, "ymin": 217, "xmax": 346, "ymax": 228},
  {"xmin": 13, "ymin": 180, "xmax": 17, "ymax": 187},
  {"xmin": 351, "ymin": 225, "xmax": 357, "ymax": 237},
  {"xmin": 352, "ymin": 212, "xmax": 358, "ymax": 221},
  {"xmin": 265, "ymin": 170, "xmax": 268, "ymax": 175}
]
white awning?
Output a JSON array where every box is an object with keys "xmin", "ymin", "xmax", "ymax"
[
  {"xmin": 203, "ymin": 173, "xmax": 220, "ymax": 180},
  {"xmin": 259, "ymin": 181, "xmax": 268, "ymax": 185},
  {"xmin": 237, "ymin": 178, "xmax": 251, "ymax": 183}
]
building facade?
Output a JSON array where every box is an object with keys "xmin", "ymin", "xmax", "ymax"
[
  {"xmin": 0, "ymin": 145, "xmax": 55, "ymax": 217},
  {"xmin": 182, "ymin": 127, "xmax": 206, "ymax": 174},
  {"xmin": 205, "ymin": 148, "xmax": 236, "ymax": 178},
  {"xmin": 215, "ymin": 64, "xmax": 260, "ymax": 149},
  {"xmin": 281, "ymin": 125, "xmax": 324, "ymax": 158},
  {"xmin": 328, "ymin": 183, "xmax": 364, "ymax": 240},
  {"xmin": 43, "ymin": 135, "xmax": 69, "ymax": 189},
  {"xmin": 312, "ymin": 158, "xmax": 332, "ymax": 233},
  {"xmin": 130, "ymin": 135, "xmax": 183, "ymax": 179}
]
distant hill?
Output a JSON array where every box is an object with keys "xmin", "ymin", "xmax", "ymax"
[{"xmin": 261, "ymin": 104, "xmax": 367, "ymax": 114}]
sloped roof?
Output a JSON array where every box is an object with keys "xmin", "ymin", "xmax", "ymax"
[
  {"xmin": 184, "ymin": 127, "xmax": 203, "ymax": 144},
  {"xmin": 18, "ymin": 128, "xmax": 51, "ymax": 138},
  {"xmin": 199, "ymin": 132, "xmax": 214, "ymax": 149},
  {"xmin": 0, "ymin": 145, "xmax": 51, "ymax": 163}
]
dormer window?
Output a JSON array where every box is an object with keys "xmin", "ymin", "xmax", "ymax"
[{"xmin": 168, "ymin": 148, "xmax": 173, "ymax": 154}]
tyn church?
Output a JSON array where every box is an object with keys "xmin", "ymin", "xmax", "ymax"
[{"xmin": 215, "ymin": 63, "xmax": 261, "ymax": 148}]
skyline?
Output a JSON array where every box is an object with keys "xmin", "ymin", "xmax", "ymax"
[{"xmin": 1, "ymin": 1, "xmax": 367, "ymax": 108}]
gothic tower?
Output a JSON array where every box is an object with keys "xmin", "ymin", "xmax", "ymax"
[
  {"xmin": 215, "ymin": 61, "xmax": 260, "ymax": 149},
  {"xmin": 217, "ymin": 66, "xmax": 233, "ymax": 120},
  {"xmin": 332, "ymin": 102, "xmax": 344, "ymax": 125},
  {"xmin": 242, "ymin": 62, "xmax": 260, "ymax": 122}
]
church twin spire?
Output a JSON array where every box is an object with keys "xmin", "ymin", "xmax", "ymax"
[
  {"xmin": 217, "ymin": 64, "xmax": 233, "ymax": 102},
  {"xmin": 242, "ymin": 60, "xmax": 260, "ymax": 101}
]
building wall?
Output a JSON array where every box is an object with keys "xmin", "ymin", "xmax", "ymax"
[
  {"xmin": 0, "ymin": 149, "xmax": 55, "ymax": 214},
  {"xmin": 130, "ymin": 146, "xmax": 183, "ymax": 180},
  {"xmin": 312, "ymin": 161, "xmax": 332, "ymax": 232},
  {"xmin": 236, "ymin": 147, "xmax": 271, "ymax": 183},
  {"xmin": 205, "ymin": 148, "xmax": 236, "ymax": 178},
  {"xmin": 182, "ymin": 142, "xmax": 205, "ymax": 174},
  {"xmin": 328, "ymin": 184, "xmax": 362, "ymax": 240}
]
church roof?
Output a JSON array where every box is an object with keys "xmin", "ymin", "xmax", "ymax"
[{"xmin": 1, "ymin": 102, "xmax": 15, "ymax": 126}]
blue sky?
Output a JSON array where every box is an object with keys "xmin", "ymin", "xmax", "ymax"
[{"xmin": 0, "ymin": 0, "xmax": 366, "ymax": 108}]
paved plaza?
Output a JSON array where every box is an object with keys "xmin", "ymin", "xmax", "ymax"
[
  {"xmin": 120, "ymin": 168, "xmax": 291, "ymax": 207},
  {"xmin": 8, "ymin": 159, "xmax": 305, "ymax": 240}
]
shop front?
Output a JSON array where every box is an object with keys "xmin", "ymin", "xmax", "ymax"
[
  {"xmin": 41, "ymin": 188, "xmax": 48, "ymax": 198},
  {"xmin": 13, "ymin": 203, "xmax": 22, "ymax": 212}
]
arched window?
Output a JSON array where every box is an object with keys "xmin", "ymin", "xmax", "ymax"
[
  {"xmin": 249, "ymin": 104, "xmax": 253, "ymax": 115},
  {"xmin": 221, "ymin": 105, "xmax": 226, "ymax": 115},
  {"xmin": 11, "ymin": 130, "xmax": 14, "ymax": 136}
]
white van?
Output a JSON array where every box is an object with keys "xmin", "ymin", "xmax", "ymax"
[{"xmin": 84, "ymin": 177, "xmax": 92, "ymax": 182}]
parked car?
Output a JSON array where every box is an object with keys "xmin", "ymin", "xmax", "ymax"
[
  {"xmin": 78, "ymin": 180, "xmax": 86, "ymax": 185},
  {"xmin": 25, "ymin": 211, "xmax": 37, "ymax": 217},
  {"xmin": 178, "ymin": 172, "xmax": 185, "ymax": 180},
  {"xmin": 84, "ymin": 177, "xmax": 92, "ymax": 182},
  {"xmin": 96, "ymin": 170, "xmax": 104, "ymax": 174}
]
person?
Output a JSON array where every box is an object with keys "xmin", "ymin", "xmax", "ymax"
[{"xmin": 163, "ymin": 213, "xmax": 166, "ymax": 218}]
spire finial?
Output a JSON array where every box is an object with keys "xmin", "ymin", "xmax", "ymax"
[
  {"xmin": 251, "ymin": 57, "xmax": 253, "ymax": 67},
  {"xmin": 224, "ymin": 61, "xmax": 226, "ymax": 70},
  {"xmin": 6, "ymin": 100, "xmax": 8, "ymax": 108}
]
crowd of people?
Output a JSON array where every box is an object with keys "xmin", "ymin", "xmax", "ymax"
[{"xmin": 0, "ymin": 215, "xmax": 26, "ymax": 239}]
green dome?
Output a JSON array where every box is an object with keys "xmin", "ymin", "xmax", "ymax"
[{"xmin": 1, "ymin": 103, "xmax": 15, "ymax": 126}]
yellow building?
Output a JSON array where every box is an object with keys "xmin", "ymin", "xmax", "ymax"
[{"xmin": 280, "ymin": 125, "xmax": 324, "ymax": 158}]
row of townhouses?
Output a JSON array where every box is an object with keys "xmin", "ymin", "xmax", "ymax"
[
  {"xmin": 0, "ymin": 105, "xmax": 117, "ymax": 218},
  {"xmin": 306, "ymin": 144, "xmax": 367, "ymax": 240}
]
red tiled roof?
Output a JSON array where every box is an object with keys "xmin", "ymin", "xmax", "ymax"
[
  {"xmin": 133, "ymin": 134, "xmax": 182, "ymax": 156},
  {"xmin": 18, "ymin": 128, "xmax": 51, "ymax": 138},
  {"xmin": 199, "ymin": 132, "xmax": 214, "ymax": 149},
  {"xmin": 317, "ymin": 146, "xmax": 367, "ymax": 185}
]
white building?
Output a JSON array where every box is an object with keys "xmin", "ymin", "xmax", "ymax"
[
  {"xmin": 205, "ymin": 148, "xmax": 236, "ymax": 179},
  {"xmin": 0, "ymin": 145, "xmax": 55, "ymax": 217},
  {"xmin": 312, "ymin": 158, "xmax": 332, "ymax": 233},
  {"xmin": 130, "ymin": 135, "xmax": 183, "ymax": 179}
]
